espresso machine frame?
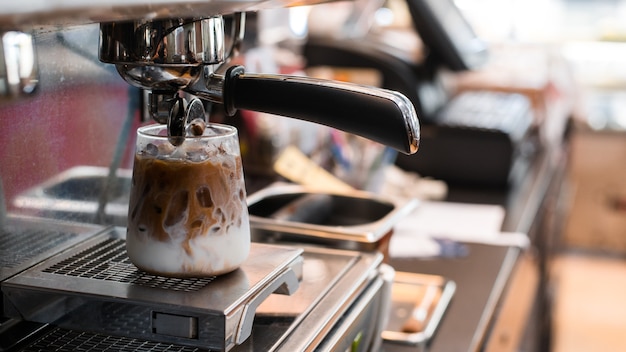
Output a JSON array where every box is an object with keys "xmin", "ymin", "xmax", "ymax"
[{"xmin": 0, "ymin": 1, "xmax": 425, "ymax": 351}]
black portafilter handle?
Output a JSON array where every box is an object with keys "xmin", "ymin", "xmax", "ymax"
[{"xmin": 222, "ymin": 66, "xmax": 420, "ymax": 155}]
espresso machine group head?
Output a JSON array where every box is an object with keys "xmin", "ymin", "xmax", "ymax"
[{"xmin": 98, "ymin": 13, "xmax": 420, "ymax": 154}]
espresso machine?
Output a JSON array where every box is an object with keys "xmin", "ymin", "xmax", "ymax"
[{"xmin": 0, "ymin": 2, "xmax": 457, "ymax": 351}]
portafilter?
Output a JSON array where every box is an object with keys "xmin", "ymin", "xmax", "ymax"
[{"xmin": 99, "ymin": 13, "xmax": 420, "ymax": 154}]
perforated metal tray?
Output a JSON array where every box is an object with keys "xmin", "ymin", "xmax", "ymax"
[
  {"xmin": 2, "ymin": 228, "xmax": 303, "ymax": 351},
  {"xmin": 5, "ymin": 248, "xmax": 387, "ymax": 352},
  {"xmin": 16, "ymin": 326, "xmax": 211, "ymax": 352},
  {"xmin": 0, "ymin": 215, "xmax": 103, "ymax": 282}
]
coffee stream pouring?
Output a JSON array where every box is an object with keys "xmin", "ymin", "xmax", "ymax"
[{"xmin": 99, "ymin": 13, "xmax": 420, "ymax": 154}]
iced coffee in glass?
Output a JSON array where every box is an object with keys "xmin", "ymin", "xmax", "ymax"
[{"xmin": 126, "ymin": 123, "xmax": 250, "ymax": 277}]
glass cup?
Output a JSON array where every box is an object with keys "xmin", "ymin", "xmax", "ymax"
[{"xmin": 126, "ymin": 123, "xmax": 250, "ymax": 277}]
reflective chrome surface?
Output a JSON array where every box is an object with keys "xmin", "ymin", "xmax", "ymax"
[
  {"xmin": 100, "ymin": 17, "xmax": 225, "ymax": 66},
  {"xmin": 0, "ymin": 31, "xmax": 38, "ymax": 102},
  {"xmin": 247, "ymin": 184, "xmax": 420, "ymax": 251},
  {"xmin": 100, "ymin": 16, "xmax": 226, "ymax": 94}
]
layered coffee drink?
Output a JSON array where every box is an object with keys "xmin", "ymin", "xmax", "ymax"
[{"xmin": 127, "ymin": 123, "xmax": 250, "ymax": 277}]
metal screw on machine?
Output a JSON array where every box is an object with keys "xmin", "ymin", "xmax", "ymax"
[{"xmin": 99, "ymin": 13, "xmax": 420, "ymax": 154}]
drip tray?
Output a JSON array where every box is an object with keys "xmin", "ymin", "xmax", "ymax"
[
  {"xmin": 1, "ymin": 228, "xmax": 303, "ymax": 351},
  {"xmin": 1, "ymin": 215, "xmax": 104, "ymax": 282},
  {"xmin": 8, "ymin": 247, "xmax": 384, "ymax": 352}
]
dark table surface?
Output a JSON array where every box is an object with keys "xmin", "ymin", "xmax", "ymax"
[
  {"xmin": 383, "ymin": 144, "xmax": 567, "ymax": 352},
  {"xmin": 388, "ymin": 242, "xmax": 521, "ymax": 352}
]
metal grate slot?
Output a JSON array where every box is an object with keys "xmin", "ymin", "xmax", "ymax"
[
  {"xmin": 19, "ymin": 327, "xmax": 210, "ymax": 352},
  {"xmin": 0, "ymin": 227, "xmax": 76, "ymax": 268},
  {"xmin": 42, "ymin": 238, "xmax": 215, "ymax": 292}
]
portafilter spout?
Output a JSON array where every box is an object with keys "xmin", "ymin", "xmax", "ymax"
[{"xmin": 99, "ymin": 14, "xmax": 419, "ymax": 154}]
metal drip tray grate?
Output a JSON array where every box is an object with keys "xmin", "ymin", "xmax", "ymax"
[
  {"xmin": 43, "ymin": 238, "xmax": 215, "ymax": 291},
  {"xmin": 1, "ymin": 228, "xmax": 75, "ymax": 268},
  {"xmin": 21, "ymin": 326, "xmax": 209, "ymax": 352},
  {"xmin": 0, "ymin": 216, "xmax": 104, "ymax": 281},
  {"xmin": 5, "ymin": 240, "xmax": 387, "ymax": 351},
  {"xmin": 2, "ymin": 228, "xmax": 303, "ymax": 351}
]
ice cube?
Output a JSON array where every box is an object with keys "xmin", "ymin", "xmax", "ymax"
[
  {"xmin": 145, "ymin": 143, "xmax": 159, "ymax": 156},
  {"xmin": 191, "ymin": 150, "xmax": 208, "ymax": 162}
]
